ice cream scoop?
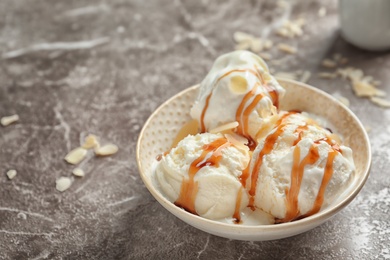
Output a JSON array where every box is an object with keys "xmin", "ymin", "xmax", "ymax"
[
  {"xmin": 190, "ymin": 50, "xmax": 285, "ymax": 148},
  {"xmin": 244, "ymin": 112, "xmax": 355, "ymax": 222},
  {"xmin": 154, "ymin": 133, "xmax": 251, "ymax": 222}
]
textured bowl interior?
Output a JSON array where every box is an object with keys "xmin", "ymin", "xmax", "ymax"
[{"xmin": 136, "ymin": 79, "xmax": 371, "ymax": 241}]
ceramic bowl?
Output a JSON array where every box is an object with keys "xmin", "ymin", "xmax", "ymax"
[{"xmin": 136, "ymin": 79, "xmax": 371, "ymax": 241}]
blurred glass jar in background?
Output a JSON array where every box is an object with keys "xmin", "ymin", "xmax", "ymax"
[{"xmin": 339, "ymin": 0, "xmax": 390, "ymax": 51}]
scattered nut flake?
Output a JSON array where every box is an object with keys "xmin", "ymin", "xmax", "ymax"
[
  {"xmin": 318, "ymin": 7, "xmax": 327, "ymax": 17},
  {"xmin": 258, "ymin": 52, "xmax": 272, "ymax": 61},
  {"xmin": 277, "ymin": 43, "xmax": 297, "ymax": 54},
  {"xmin": 370, "ymin": 97, "xmax": 390, "ymax": 108},
  {"xmin": 322, "ymin": 59, "xmax": 337, "ymax": 68},
  {"xmin": 233, "ymin": 32, "xmax": 273, "ymax": 53},
  {"xmin": 225, "ymin": 133, "xmax": 249, "ymax": 151},
  {"xmin": 276, "ymin": 18, "xmax": 305, "ymax": 38},
  {"xmin": 263, "ymin": 40, "xmax": 273, "ymax": 49},
  {"xmin": 337, "ymin": 67, "xmax": 364, "ymax": 81},
  {"xmin": 95, "ymin": 144, "xmax": 119, "ymax": 156},
  {"xmin": 338, "ymin": 68, "xmax": 374, "ymax": 95},
  {"xmin": 1, "ymin": 114, "xmax": 19, "ymax": 126},
  {"xmin": 233, "ymin": 31, "xmax": 253, "ymax": 42},
  {"xmin": 6, "ymin": 169, "xmax": 17, "ymax": 180},
  {"xmin": 352, "ymin": 81, "xmax": 386, "ymax": 97},
  {"xmin": 250, "ymin": 39, "xmax": 263, "ymax": 53},
  {"xmin": 336, "ymin": 67, "xmax": 388, "ymax": 108},
  {"xmin": 72, "ymin": 168, "xmax": 85, "ymax": 177},
  {"xmin": 300, "ymin": 70, "xmax": 311, "ymax": 83},
  {"xmin": 82, "ymin": 134, "xmax": 100, "ymax": 149},
  {"xmin": 56, "ymin": 177, "xmax": 72, "ymax": 192},
  {"xmin": 318, "ymin": 72, "xmax": 338, "ymax": 79},
  {"xmin": 276, "ymin": 0, "xmax": 288, "ymax": 9},
  {"xmin": 209, "ymin": 121, "xmax": 239, "ymax": 134},
  {"xmin": 64, "ymin": 147, "xmax": 88, "ymax": 165},
  {"xmin": 329, "ymin": 133, "xmax": 342, "ymax": 144},
  {"xmin": 364, "ymin": 125, "xmax": 372, "ymax": 133}
]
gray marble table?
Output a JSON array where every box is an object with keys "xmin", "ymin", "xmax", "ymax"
[{"xmin": 1, "ymin": 0, "xmax": 389, "ymax": 259}]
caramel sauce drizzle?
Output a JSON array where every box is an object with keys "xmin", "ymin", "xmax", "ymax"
[
  {"xmin": 276, "ymin": 137, "xmax": 342, "ymax": 223},
  {"xmin": 199, "ymin": 67, "xmax": 280, "ymax": 134},
  {"xmin": 235, "ymin": 83, "xmax": 264, "ymax": 150},
  {"xmin": 300, "ymin": 150, "xmax": 338, "ymax": 218},
  {"xmin": 277, "ymin": 144, "xmax": 320, "ymax": 223},
  {"xmin": 247, "ymin": 111, "xmax": 298, "ymax": 209},
  {"xmin": 245, "ymin": 111, "xmax": 342, "ymax": 223},
  {"xmin": 174, "ymin": 138, "xmax": 229, "ymax": 214}
]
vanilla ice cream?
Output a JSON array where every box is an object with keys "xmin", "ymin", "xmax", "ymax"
[
  {"xmin": 154, "ymin": 133, "xmax": 251, "ymax": 222},
  {"xmin": 190, "ymin": 50, "xmax": 286, "ymax": 146},
  {"xmin": 245, "ymin": 112, "xmax": 355, "ymax": 223},
  {"xmin": 153, "ymin": 51, "xmax": 356, "ymax": 225}
]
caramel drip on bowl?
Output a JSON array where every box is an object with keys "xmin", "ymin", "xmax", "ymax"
[{"xmin": 233, "ymin": 186, "xmax": 243, "ymax": 224}]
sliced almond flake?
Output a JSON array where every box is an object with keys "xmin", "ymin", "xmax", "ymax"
[
  {"xmin": 258, "ymin": 52, "xmax": 272, "ymax": 60},
  {"xmin": 6, "ymin": 169, "xmax": 17, "ymax": 180},
  {"xmin": 276, "ymin": 19, "xmax": 305, "ymax": 38},
  {"xmin": 72, "ymin": 168, "xmax": 85, "ymax": 177},
  {"xmin": 1, "ymin": 114, "xmax": 19, "ymax": 126},
  {"xmin": 322, "ymin": 59, "xmax": 337, "ymax": 68},
  {"xmin": 300, "ymin": 70, "xmax": 311, "ymax": 83},
  {"xmin": 235, "ymin": 41, "xmax": 251, "ymax": 50},
  {"xmin": 289, "ymin": 23, "xmax": 303, "ymax": 37},
  {"xmin": 370, "ymin": 97, "xmax": 390, "ymax": 108},
  {"xmin": 364, "ymin": 125, "xmax": 372, "ymax": 133},
  {"xmin": 329, "ymin": 133, "xmax": 342, "ymax": 144},
  {"xmin": 277, "ymin": 43, "xmax": 297, "ymax": 54},
  {"xmin": 352, "ymin": 81, "xmax": 386, "ymax": 97},
  {"xmin": 250, "ymin": 39, "xmax": 263, "ymax": 52},
  {"xmin": 95, "ymin": 144, "xmax": 119, "ymax": 156},
  {"xmin": 276, "ymin": 0, "xmax": 288, "ymax": 9},
  {"xmin": 56, "ymin": 177, "xmax": 72, "ymax": 192},
  {"xmin": 82, "ymin": 134, "xmax": 100, "ymax": 149},
  {"xmin": 233, "ymin": 31, "xmax": 253, "ymax": 42},
  {"xmin": 263, "ymin": 40, "xmax": 273, "ymax": 49},
  {"xmin": 318, "ymin": 7, "xmax": 327, "ymax": 17},
  {"xmin": 225, "ymin": 133, "xmax": 249, "ymax": 151},
  {"xmin": 228, "ymin": 132, "xmax": 249, "ymax": 145},
  {"xmin": 276, "ymin": 28, "xmax": 290, "ymax": 38},
  {"xmin": 337, "ymin": 68, "xmax": 364, "ymax": 81},
  {"xmin": 318, "ymin": 72, "xmax": 337, "ymax": 79},
  {"xmin": 209, "ymin": 121, "xmax": 239, "ymax": 134},
  {"xmin": 64, "ymin": 147, "xmax": 87, "ymax": 164}
]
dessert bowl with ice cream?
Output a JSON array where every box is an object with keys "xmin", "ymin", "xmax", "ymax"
[{"xmin": 137, "ymin": 51, "xmax": 371, "ymax": 240}]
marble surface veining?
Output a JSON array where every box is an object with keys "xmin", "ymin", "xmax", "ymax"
[{"xmin": 1, "ymin": 0, "xmax": 390, "ymax": 259}]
